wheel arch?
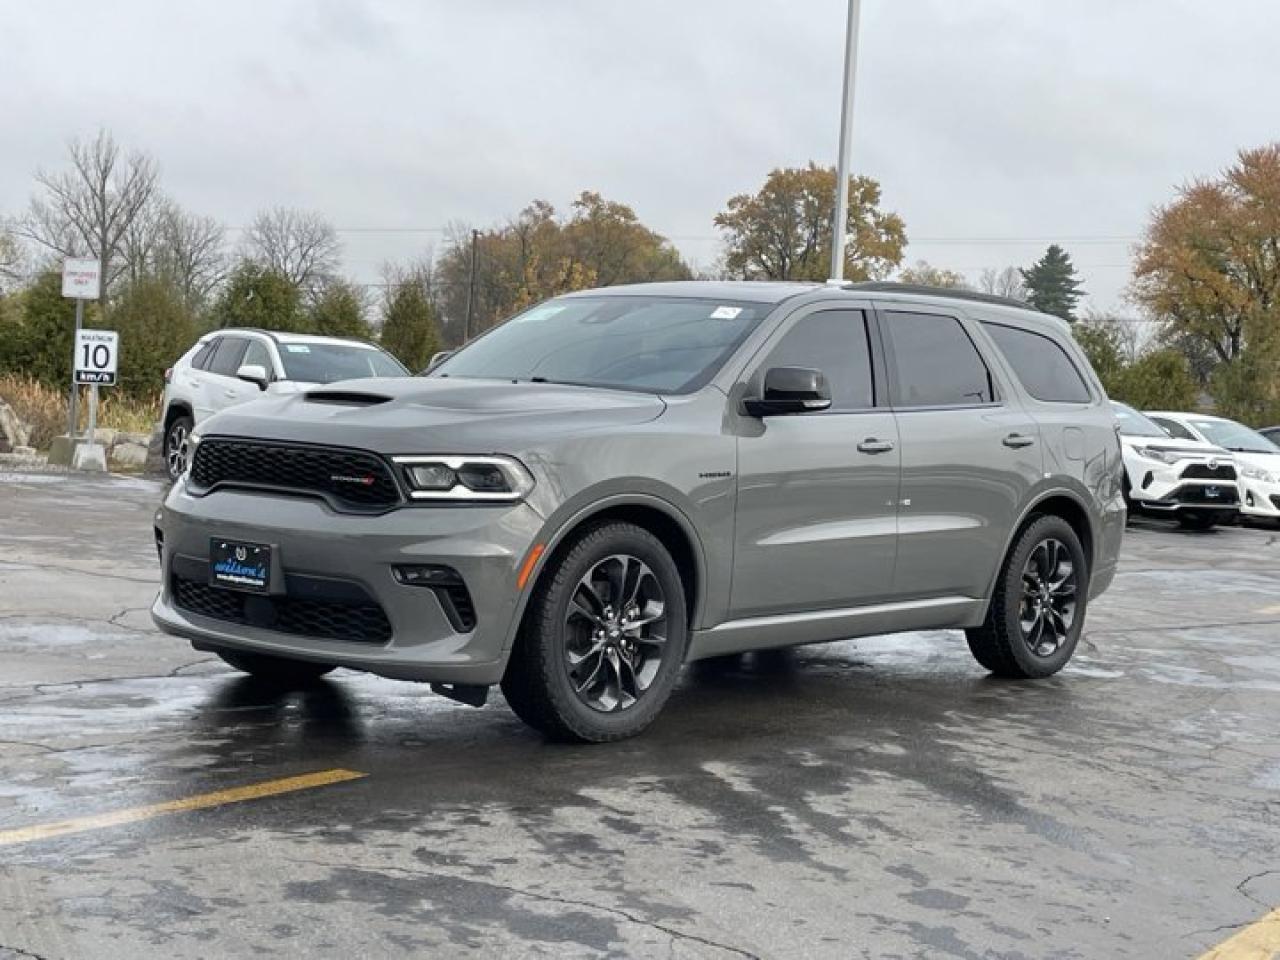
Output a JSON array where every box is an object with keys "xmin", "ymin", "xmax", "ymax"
[
  {"xmin": 980, "ymin": 489, "xmax": 1096, "ymax": 616},
  {"xmin": 505, "ymin": 494, "xmax": 708, "ymax": 653},
  {"xmin": 163, "ymin": 401, "xmax": 194, "ymax": 434}
]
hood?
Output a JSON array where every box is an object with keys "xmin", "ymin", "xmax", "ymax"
[
  {"xmin": 1227, "ymin": 447, "xmax": 1280, "ymax": 470},
  {"xmin": 1119, "ymin": 435, "xmax": 1230, "ymax": 459},
  {"xmin": 196, "ymin": 377, "xmax": 667, "ymax": 454}
]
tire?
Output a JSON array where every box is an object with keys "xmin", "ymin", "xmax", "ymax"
[
  {"xmin": 165, "ymin": 413, "xmax": 195, "ymax": 481},
  {"xmin": 500, "ymin": 521, "xmax": 689, "ymax": 743},
  {"xmin": 966, "ymin": 514, "xmax": 1089, "ymax": 679},
  {"xmin": 217, "ymin": 650, "xmax": 335, "ymax": 685},
  {"xmin": 1177, "ymin": 511, "xmax": 1218, "ymax": 531}
]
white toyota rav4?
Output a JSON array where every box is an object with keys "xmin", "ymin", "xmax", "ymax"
[
  {"xmin": 161, "ymin": 328, "xmax": 408, "ymax": 480},
  {"xmin": 1112, "ymin": 402, "xmax": 1240, "ymax": 529},
  {"xmin": 1146, "ymin": 411, "xmax": 1280, "ymax": 525}
]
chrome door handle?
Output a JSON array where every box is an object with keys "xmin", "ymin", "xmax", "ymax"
[
  {"xmin": 1003, "ymin": 433, "xmax": 1036, "ymax": 449},
  {"xmin": 857, "ymin": 438, "xmax": 895, "ymax": 454}
]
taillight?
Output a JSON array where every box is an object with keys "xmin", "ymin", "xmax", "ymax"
[{"xmin": 164, "ymin": 367, "xmax": 173, "ymax": 383}]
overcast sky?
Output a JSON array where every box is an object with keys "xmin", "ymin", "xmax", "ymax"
[{"xmin": 5, "ymin": 0, "xmax": 1280, "ymax": 311}]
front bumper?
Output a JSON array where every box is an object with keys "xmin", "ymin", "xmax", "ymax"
[
  {"xmin": 151, "ymin": 482, "xmax": 544, "ymax": 685},
  {"xmin": 1240, "ymin": 481, "xmax": 1280, "ymax": 518},
  {"xmin": 1130, "ymin": 470, "xmax": 1240, "ymax": 513}
]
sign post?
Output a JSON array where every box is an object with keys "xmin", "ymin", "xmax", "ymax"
[
  {"xmin": 74, "ymin": 329, "xmax": 119, "ymax": 453},
  {"xmin": 62, "ymin": 258, "xmax": 102, "ymax": 436}
]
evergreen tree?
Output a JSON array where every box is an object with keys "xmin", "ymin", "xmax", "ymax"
[
  {"xmin": 1021, "ymin": 245, "xmax": 1085, "ymax": 322},
  {"xmin": 309, "ymin": 280, "xmax": 371, "ymax": 339},
  {"xmin": 380, "ymin": 276, "xmax": 440, "ymax": 371},
  {"xmin": 212, "ymin": 261, "xmax": 305, "ymax": 332}
]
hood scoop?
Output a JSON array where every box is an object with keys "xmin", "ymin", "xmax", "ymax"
[{"xmin": 305, "ymin": 390, "xmax": 394, "ymax": 407}]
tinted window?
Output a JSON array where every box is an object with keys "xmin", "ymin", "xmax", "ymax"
[
  {"xmin": 433, "ymin": 296, "xmax": 771, "ymax": 394},
  {"xmin": 885, "ymin": 312, "xmax": 995, "ymax": 407},
  {"xmin": 983, "ymin": 322, "xmax": 1091, "ymax": 404},
  {"xmin": 1150, "ymin": 417, "xmax": 1197, "ymax": 442},
  {"xmin": 243, "ymin": 339, "xmax": 274, "ymax": 374},
  {"xmin": 278, "ymin": 343, "xmax": 408, "ymax": 383},
  {"xmin": 207, "ymin": 337, "xmax": 249, "ymax": 376},
  {"xmin": 190, "ymin": 339, "xmax": 218, "ymax": 371},
  {"xmin": 762, "ymin": 309, "xmax": 874, "ymax": 411}
]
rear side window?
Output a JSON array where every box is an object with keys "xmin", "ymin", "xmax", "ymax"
[
  {"xmin": 884, "ymin": 312, "xmax": 995, "ymax": 407},
  {"xmin": 207, "ymin": 336, "xmax": 249, "ymax": 376},
  {"xmin": 190, "ymin": 339, "xmax": 218, "ymax": 371},
  {"xmin": 983, "ymin": 322, "xmax": 1092, "ymax": 404},
  {"xmin": 761, "ymin": 309, "xmax": 875, "ymax": 411}
]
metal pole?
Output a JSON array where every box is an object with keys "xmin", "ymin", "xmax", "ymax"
[
  {"xmin": 68, "ymin": 298, "xmax": 84, "ymax": 436},
  {"xmin": 464, "ymin": 228, "xmax": 479, "ymax": 342},
  {"xmin": 829, "ymin": 0, "xmax": 862, "ymax": 281},
  {"xmin": 86, "ymin": 383, "xmax": 98, "ymax": 448}
]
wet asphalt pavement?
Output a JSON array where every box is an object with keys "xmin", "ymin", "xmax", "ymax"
[{"xmin": 1, "ymin": 472, "xmax": 1279, "ymax": 959}]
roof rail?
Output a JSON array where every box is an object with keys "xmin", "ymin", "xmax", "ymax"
[{"xmin": 844, "ymin": 281, "xmax": 1030, "ymax": 310}]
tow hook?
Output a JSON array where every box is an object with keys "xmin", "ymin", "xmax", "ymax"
[{"xmin": 430, "ymin": 682, "xmax": 490, "ymax": 708}]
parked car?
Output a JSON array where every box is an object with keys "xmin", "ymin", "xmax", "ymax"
[
  {"xmin": 160, "ymin": 329, "xmax": 408, "ymax": 480},
  {"xmin": 1146, "ymin": 411, "xmax": 1280, "ymax": 524},
  {"xmin": 1112, "ymin": 402, "xmax": 1239, "ymax": 529},
  {"xmin": 152, "ymin": 281, "xmax": 1125, "ymax": 742}
]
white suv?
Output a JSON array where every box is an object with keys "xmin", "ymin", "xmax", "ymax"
[
  {"xmin": 1147, "ymin": 411, "xmax": 1280, "ymax": 525},
  {"xmin": 1112, "ymin": 402, "xmax": 1239, "ymax": 529},
  {"xmin": 161, "ymin": 329, "xmax": 408, "ymax": 480}
]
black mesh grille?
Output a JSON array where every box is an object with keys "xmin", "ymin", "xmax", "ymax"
[
  {"xmin": 190, "ymin": 439, "xmax": 400, "ymax": 510},
  {"xmin": 1181, "ymin": 463, "xmax": 1237, "ymax": 481},
  {"xmin": 172, "ymin": 575, "xmax": 392, "ymax": 644}
]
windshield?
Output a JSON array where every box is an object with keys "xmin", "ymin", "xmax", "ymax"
[
  {"xmin": 278, "ymin": 343, "xmax": 408, "ymax": 383},
  {"xmin": 431, "ymin": 295, "xmax": 772, "ymax": 394},
  {"xmin": 1189, "ymin": 418, "xmax": 1280, "ymax": 454},
  {"xmin": 1113, "ymin": 402, "xmax": 1170, "ymax": 438}
]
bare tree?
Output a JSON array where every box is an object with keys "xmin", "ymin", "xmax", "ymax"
[
  {"xmin": 19, "ymin": 129, "xmax": 159, "ymax": 296},
  {"xmin": 155, "ymin": 204, "xmax": 226, "ymax": 304},
  {"xmin": 978, "ymin": 266, "xmax": 1027, "ymax": 300},
  {"xmin": 242, "ymin": 207, "xmax": 340, "ymax": 293},
  {"xmin": 1083, "ymin": 308, "xmax": 1147, "ymax": 363}
]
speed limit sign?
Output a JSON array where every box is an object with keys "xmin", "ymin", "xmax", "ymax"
[{"xmin": 74, "ymin": 329, "xmax": 119, "ymax": 385}]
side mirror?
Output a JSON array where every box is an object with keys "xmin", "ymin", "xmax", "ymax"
[
  {"xmin": 424, "ymin": 350, "xmax": 454, "ymax": 374},
  {"xmin": 236, "ymin": 363, "xmax": 271, "ymax": 391},
  {"xmin": 744, "ymin": 366, "xmax": 832, "ymax": 417}
]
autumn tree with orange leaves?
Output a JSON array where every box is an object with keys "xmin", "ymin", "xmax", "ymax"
[
  {"xmin": 1131, "ymin": 145, "xmax": 1280, "ymax": 423},
  {"xmin": 715, "ymin": 163, "xmax": 906, "ymax": 282}
]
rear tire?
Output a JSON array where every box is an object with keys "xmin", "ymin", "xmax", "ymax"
[
  {"xmin": 966, "ymin": 515, "xmax": 1088, "ymax": 679},
  {"xmin": 1177, "ymin": 511, "xmax": 1218, "ymax": 530},
  {"xmin": 216, "ymin": 650, "xmax": 334, "ymax": 685},
  {"xmin": 501, "ymin": 521, "xmax": 688, "ymax": 743}
]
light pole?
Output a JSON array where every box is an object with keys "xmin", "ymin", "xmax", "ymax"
[{"xmin": 829, "ymin": 0, "xmax": 862, "ymax": 281}]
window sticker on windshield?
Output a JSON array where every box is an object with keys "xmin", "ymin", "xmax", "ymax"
[
  {"xmin": 513, "ymin": 305, "xmax": 567, "ymax": 324},
  {"xmin": 285, "ymin": 344, "xmax": 311, "ymax": 353},
  {"xmin": 709, "ymin": 305, "xmax": 743, "ymax": 320}
]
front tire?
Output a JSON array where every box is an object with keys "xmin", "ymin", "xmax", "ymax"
[
  {"xmin": 501, "ymin": 521, "xmax": 688, "ymax": 743},
  {"xmin": 216, "ymin": 650, "xmax": 335, "ymax": 685},
  {"xmin": 165, "ymin": 413, "xmax": 194, "ymax": 481},
  {"xmin": 966, "ymin": 515, "xmax": 1088, "ymax": 679}
]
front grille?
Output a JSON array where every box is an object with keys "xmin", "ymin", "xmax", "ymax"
[
  {"xmin": 190, "ymin": 439, "xmax": 400, "ymax": 511},
  {"xmin": 1181, "ymin": 463, "xmax": 1237, "ymax": 481},
  {"xmin": 172, "ymin": 575, "xmax": 393, "ymax": 644}
]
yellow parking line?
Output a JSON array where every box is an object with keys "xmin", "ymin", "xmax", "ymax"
[
  {"xmin": 1198, "ymin": 909, "xmax": 1280, "ymax": 959},
  {"xmin": 1258, "ymin": 604, "xmax": 1280, "ymax": 616},
  {"xmin": 0, "ymin": 768, "xmax": 366, "ymax": 847}
]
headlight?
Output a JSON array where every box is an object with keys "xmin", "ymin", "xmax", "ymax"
[
  {"xmin": 392, "ymin": 455, "xmax": 534, "ymax": 502},
  {"xmin": 1135, "ymin": 446, "xmax": 1178, "ymax": 464},
  {"xmin": 1242, "ymin": 465, "xmax": 1277, "ymax": 483}
]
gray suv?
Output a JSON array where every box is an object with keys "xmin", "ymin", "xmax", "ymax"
[{"xmin": 152, "ymin": 281, "xmax": 1125, "ymax": 742}]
